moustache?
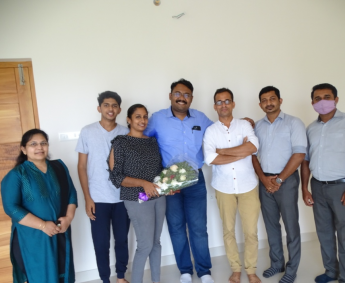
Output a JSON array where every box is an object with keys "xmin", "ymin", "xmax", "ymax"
[{"xmin": 265, "ymin": 105, "xmax": 274, "ymax": 109}]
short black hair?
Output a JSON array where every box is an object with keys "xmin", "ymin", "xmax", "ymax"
[
  {"xmin": 170, "ymin": 78, "xmax": 194, "ymax": 93},
  {"xmin": 97, "ymin": 91, "xmax": 122, "ymax": 106},
  {"xmin": 311, "ymin": 83, "xmax": 338, "ymax": 99},
  {"xmin": 259, "ymin": 86, "xmax": 280, "ymax": 100},
  {"xmin": 214, "ymin": 88, "xmax": 234, "ymax": 103}
]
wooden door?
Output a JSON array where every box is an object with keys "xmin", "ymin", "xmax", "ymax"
[{"xmin": 0, "ymin": 61, "xmax": 39, "ymax": 283}]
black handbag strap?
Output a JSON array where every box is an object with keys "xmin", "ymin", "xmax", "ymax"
[{"xmin": 49, "ymin": 160, "xmax": 69, "ymax": 218}]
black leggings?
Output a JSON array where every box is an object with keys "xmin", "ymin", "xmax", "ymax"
[{"xmin": 12, "ymin": 229, "xmax": 26, "ymax": 276}]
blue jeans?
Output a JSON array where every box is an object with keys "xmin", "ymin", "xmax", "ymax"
[{"xmin": 166, "ymin": 170, "xmax": 212, "ymax": 277}]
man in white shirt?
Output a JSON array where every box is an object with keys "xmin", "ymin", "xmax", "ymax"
[{"xmin": 203, "ymin": 88, "xmax": 261, "ymax": 283}]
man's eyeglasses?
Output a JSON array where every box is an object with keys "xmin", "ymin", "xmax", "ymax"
[
  {"xmin": 215, "ymin": 99, "xmax": 232, "ymax": 106},
  {"xmin": 28, "ymin": 141, "xmax": 49, "ymax": 147},
  {"xmin": 172, "ymin": 92, "xmax": 192, "ymax": 99}
]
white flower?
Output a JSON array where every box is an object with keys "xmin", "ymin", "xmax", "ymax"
[
  {"xmin": 162, "ymin": 169, "xmax": 168, "ymax": 175},
  {"xmin": 160, "ymin": 183, "xmax": 168, "ymax": 190},
  {"xmin": 162, "ymin": 177, "xmax": 169, "ymax": 183},
  {"xmin": 156, "ymin": 182, "xmax": 163, "ymax": 187},
  {"xmin": 180, "ymin": 175, "xmax": 186, "ymax": 181},
  {"xmin": 154, "ymin": 176, "xmax": 161, "ymax": 183},
  {"xmin": 171, "ymin": 179, "xmax": 178, "ymax": 186},
  {"xmin": 170, "ymin": 165, "xmax": 178, "ymax": 172},
  {"xmin": 179, "ymin": 168, "xmax": 186, "ymax": 174},
  {"xmin": 156, "ymin": 188, "xmax": 162, "ymax": 194}
]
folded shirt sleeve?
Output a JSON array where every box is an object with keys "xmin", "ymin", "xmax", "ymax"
[
  {"xmin": 203, "ymin": 127, "xmax": 219, "ymax": 166},
  {"xmin": 291, "ymin": 118, "xmax": 307, "ymax": 155},
  {"xmin": 243, "ymin": 120, "xmax": 259, "ymax": 153}
]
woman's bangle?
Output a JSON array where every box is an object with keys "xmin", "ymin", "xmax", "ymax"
[{"xmin": 39, "ymin": 221, "xmax": 46, "ymax": 230}]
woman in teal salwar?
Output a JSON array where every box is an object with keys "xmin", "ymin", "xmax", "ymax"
[{"xmin": 1, "ymin": 129, "xmax": 78, "ymax": 283}]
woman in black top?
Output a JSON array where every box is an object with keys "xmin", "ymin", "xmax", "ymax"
[{"xmin": 109, "ymin": 104, "xmax": 165, "ymax": 283}]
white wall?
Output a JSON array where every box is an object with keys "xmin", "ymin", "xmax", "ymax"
[{"xmin": 1, "ymin": 0, "xmax": 345, "ymax": 277}]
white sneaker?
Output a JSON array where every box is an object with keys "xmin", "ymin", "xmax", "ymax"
[
  {"xmin": 200, "ymin": 274, "xmax": 214, "ymax": 283},
  {"xmin": 180, "ymin": 273, "xmax": 192, "ymax": 283}
]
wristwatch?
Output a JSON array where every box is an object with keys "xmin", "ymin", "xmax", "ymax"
[{"xmin": 275, "ymin": 177, "xmax": 283, "ymax": 184}]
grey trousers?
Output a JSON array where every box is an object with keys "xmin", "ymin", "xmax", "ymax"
[
  {"xmin": 124, "ymin": 196, "xmax": 166, "ymax": 283},
  {"xmin": 259, "ymin": 171, "xmax": 301, "ymax": 276},
  {"xmin": 311, "ymin": 178, "xmax": 345, "ymax": 282}
]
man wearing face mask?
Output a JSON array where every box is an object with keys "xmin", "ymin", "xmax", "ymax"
[{"xmin": 301, "ymin": 83, "xmax": 345, "ymax": 283}]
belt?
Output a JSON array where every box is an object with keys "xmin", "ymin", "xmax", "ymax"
[
  {"xmin": 264, "ymin": 172, "xmax": 280, "ymax": 176},
  {"xmin": 264, "ymin": 170, "xmax": 298, "ymax": 177},
  {"xmin": 312, "ymin": 177, "xmax": 345, "ymax": 185}
]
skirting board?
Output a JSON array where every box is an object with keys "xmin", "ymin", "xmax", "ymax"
[{"xmin": 75, "ymin": 232, "xmax": 317, "ymax": 283}]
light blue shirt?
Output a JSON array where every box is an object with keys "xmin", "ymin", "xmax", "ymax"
[
  {"xmin": 75, "ymin": 122, "xmax": 129, "ymax": 203},
  {"xmin": 255, "ymin": 111, "xmax": 307, "ymax": 173},
  {"xmin": 306, "ymin": 109, "xmax": 345, "ymax": 181},
  {"xmin": 144, "ymin": 107, "xmax": 213, "ymax": 168}
]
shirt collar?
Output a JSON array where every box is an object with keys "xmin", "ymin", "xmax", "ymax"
[
  {"xmin": 217, "ymin": 119, "xmax": 234, "ymax": 129},
  {"xmin": 167, "ymin": 107, "xmax": 192, "ymax": 118},
  {"xmin": 263, "ymin": 110, "xmax": 284, "ymax": 124},
  {"xmin": 317, "ymin": 109, "xmax": 342, "ymax": 123}
]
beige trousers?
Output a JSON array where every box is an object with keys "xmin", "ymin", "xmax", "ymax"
[{"xmin": 216, "ymin": 188, "xmax": 261, "ymax": 274}]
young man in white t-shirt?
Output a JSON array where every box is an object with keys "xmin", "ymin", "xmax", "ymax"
[{"xmin": 76, "ymin": 91, "xmax": 130, "ymax": 283}]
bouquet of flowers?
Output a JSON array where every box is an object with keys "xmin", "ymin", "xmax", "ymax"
[{"xmin": 138, "ymin": 159, "xmax": 199, "ymax": 203}]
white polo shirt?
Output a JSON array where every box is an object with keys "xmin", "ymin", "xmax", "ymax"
[{"xmin": 203, "ymin": 119, "xmax": 259, "ymax": 194}]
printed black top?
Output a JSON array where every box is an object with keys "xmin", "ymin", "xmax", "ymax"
[{"xmin": 109, "ymin": 135, "xmax": 163, "ymax": 201}]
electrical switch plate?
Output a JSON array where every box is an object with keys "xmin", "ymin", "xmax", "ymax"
[{"xmin": 59, "ymin": 132, "xmax": 80, "ymax": 141}]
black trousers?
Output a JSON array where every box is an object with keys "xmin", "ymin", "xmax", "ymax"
[{"xmin": 90, "ymin": 202, "xmax": 130, "ymax": 283}]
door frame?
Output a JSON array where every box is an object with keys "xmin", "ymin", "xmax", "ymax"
[{"xmin": 0, "ymin": 60, "xmax": 40, "ymax": 129}]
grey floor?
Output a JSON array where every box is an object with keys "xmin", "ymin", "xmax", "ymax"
[{"xmin": 84, "ymin": 240, "xmax": 329, "ymax": 283}]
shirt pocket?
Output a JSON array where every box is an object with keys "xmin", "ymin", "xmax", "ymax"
[
  {"xmin": 235, "ymin": 135, "xmax": 243, "ymax": 147},
  {"xmin": 274, "ymin": 132, "xmax": 291, "ymax": 151},
  {"xmin": 193, "ymin": 128, "xmax": 204, "ymax": 146},
  {"xmin": 327, "ymin": 132, "xmax": 345, "ymax": 152}
]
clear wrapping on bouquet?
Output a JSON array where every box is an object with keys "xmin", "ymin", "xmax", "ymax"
[{"xmin": 138, "ymin": 156, "xmax": 199, "ymax": 203}]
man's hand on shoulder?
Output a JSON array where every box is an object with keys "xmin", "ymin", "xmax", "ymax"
[{"xmin": 241, "ymin": 117, "xmax": 255, "ymax": 128}]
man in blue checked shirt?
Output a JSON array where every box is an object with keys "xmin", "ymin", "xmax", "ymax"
[
  {"xmin": 144, "ymin": 79, "xmax": 214, "ymax": 283},
  {"xmin": 252, "ymin": 86, "xmax": 307, "ymax": 283}
]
